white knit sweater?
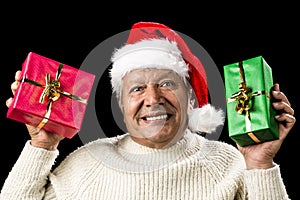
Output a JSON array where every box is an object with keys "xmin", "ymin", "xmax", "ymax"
[{"xmin": 0, "ymin": 130, "xmax": 290, "ymax": 200}]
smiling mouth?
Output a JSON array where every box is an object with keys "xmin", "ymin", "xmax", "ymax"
[{"xmin": 141, "ymin": 114, "xmax": 171, "ymax": 122}]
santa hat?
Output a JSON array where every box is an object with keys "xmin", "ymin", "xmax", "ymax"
[{"xmin": 110, "ymin": 22, "xmax": 224, "ymax": 134}]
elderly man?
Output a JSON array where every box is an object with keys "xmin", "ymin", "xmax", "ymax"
[{"xmin": 0, "ymin": 21, "xmax": 295, "ymax": 199}]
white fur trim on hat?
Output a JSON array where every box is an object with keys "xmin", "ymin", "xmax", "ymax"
[
  {"xmin": 110, "ymin": 38, "xmax": 189, "ymax": 95},
  {"xmin": 188, "ymin": 104, "xmax": 225, "ymax": 133}
]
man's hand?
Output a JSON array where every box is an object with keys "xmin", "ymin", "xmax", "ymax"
[{"xmin": 237, "ymin": 83, "xmax": 296, "ymax": 169}]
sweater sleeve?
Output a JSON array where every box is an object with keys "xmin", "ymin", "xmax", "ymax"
[
  {"xmin": 244, "ymin": 164, "xmax": 290, "ymax": 200},
  {"xmin": 0, "ymin": 140, "xmax": 59, "ymax": 200}
]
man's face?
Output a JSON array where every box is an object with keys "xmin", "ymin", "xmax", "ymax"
[{"xmin": 121, "ymin": 68, "xmax": 190, "ymax": 148}]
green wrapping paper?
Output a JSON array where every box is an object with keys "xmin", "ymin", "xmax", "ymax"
[{"xmin": 223, "ymin": 56, "xmax": 279, "ymax": 147}]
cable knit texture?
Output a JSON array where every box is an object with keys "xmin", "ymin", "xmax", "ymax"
[{"xmin": 0, "ymin": 130, "xmax": 290, "ymax": 200}]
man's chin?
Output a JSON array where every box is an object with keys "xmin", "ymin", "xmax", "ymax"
[{"xmin": 139, "ymin": 125, "xmax": 166, "ymax": 139}]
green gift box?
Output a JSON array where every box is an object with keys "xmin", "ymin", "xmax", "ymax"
[{"xmin": 223, "ymin": 56, "xmax": 279, "ymax": 147}]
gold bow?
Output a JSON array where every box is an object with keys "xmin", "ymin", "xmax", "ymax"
[
  {"xmin": 39, "ymin": 72, "xmax": 61, "ymax": 103},
  {"xmin": 230, "ymin": 82, "xmax": 253, "ymax": 115}
]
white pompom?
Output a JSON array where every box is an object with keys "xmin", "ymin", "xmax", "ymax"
[{"xmin": 188, "ymin": 104, "xmax": 225, "ymax": 134}]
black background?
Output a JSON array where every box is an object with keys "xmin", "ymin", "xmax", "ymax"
[{"xmin": 1, "ymin": 3, "xmax": 299, "ymax": 199}]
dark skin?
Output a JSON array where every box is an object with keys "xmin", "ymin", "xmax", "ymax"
[{"xmin": 6, "ymin": 70, "xmax": 296, "ymax": 169}]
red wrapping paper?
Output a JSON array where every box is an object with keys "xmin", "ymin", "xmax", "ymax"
[{"xmin": 7, "ymin": 52, "xmax": 95, "ymax": 138}]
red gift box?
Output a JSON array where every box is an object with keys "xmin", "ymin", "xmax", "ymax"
[{"xmin": 7, "ymin": 52, "xmax": 95, "ymax": 138}]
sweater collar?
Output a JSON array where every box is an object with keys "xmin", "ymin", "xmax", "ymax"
[{"xmin": 96, "ymin": 130, "xmax": 203, "ymax": 173}]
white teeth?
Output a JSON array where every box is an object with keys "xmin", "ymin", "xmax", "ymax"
[{"xmin": 146, "ymin": 114, "xmax": 167, "ymax": 121}]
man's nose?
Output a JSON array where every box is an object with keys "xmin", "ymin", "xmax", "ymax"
[{"xmin": 144, "ymin": 85, "xmax": 164, "ymax": 107}]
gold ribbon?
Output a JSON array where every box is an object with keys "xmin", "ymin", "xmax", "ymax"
[
  {"xmin": 22, "ymin": 63, "xmax": 88, "ymax": 129},
  {"xmin": 227, "ymin": 61, "xmax": 268, "ymax": 143}
]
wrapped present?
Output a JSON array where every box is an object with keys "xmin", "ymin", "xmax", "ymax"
[
  {"xmin": 223, "ymin": 55, "xmax": 279, "ymax": 147},
  {"xmin": 7, "ymin": 52, "xmax": 95, "ymax": 138}
]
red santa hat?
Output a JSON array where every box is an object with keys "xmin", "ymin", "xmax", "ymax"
[{"xmin": 110, "ymin": 22, "xmax": 224, "ymax": 134}]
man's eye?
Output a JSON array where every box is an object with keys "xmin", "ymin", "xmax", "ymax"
[
  {"xmin": 132, "ymin": 86, "xmax": 144, "ymax": 92},
  {"xmin": 161, "ymin": 81, "xmax": 174, "ymax": 87}
]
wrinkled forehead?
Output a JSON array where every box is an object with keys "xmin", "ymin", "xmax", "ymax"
[{"xmin": 122, "ymin": 68, "xmax": 184, "ymax": 84}]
